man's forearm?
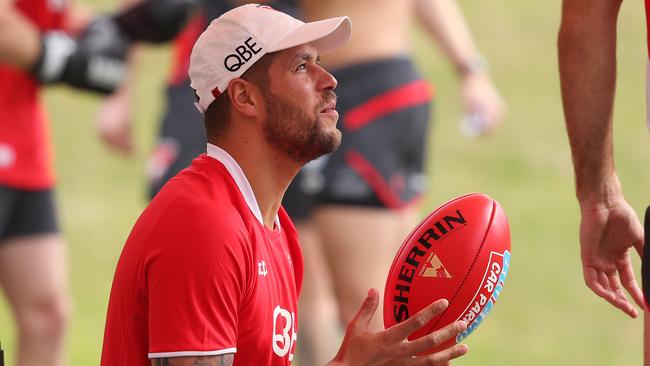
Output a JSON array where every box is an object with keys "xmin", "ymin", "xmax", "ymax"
[
  {"xmin": 414, "ymin": 0, "xmax": 484, "ymax": 76},
  {"xmin": 0, "ymin": 0, "xmax": 41, "ymax": 68},
  {"xmin": 558, "ymin": 0, "xmax": 623, "ymax": 205}
]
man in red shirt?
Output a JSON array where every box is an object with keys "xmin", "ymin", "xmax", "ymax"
[
  {"xmin": 101, "ymin": 4, "xmax": 470, "ymax": 365},
  {"xmin": 559, "ymin": 0, "xmax": 649, "ymax": 363}
]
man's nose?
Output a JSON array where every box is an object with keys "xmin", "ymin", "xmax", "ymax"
[{"xmin": 317, "ymin": 65, "xmax": 337, "ymax": 92}]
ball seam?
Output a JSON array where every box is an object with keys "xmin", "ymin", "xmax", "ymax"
[{"xmin": 430, "ymin": 199, "xmax": 497, "ymax": 331}]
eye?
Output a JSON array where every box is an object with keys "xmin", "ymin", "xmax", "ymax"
[{"xmin": 296, "ymin": 63, "xmax": 307, "ymax": 71}]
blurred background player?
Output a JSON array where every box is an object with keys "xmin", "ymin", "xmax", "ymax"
[
  {"xmin": 284, "ymin": 0, "xmax": 506, "ymax": 363},
  {"xmin": 0, "ymin": 0, "xmax": 128, "ymax": 364},
  {"xmin": 558, "ymin": 0, "xmax": 649, "ymax": 363},
  {"xmin": 0, "ymin": 0, "xmax": 198, "ymax": 363}
]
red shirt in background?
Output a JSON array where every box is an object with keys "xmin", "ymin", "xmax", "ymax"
[{"xmin": 0, "ymin": 0, "xmax": 67, "ymax": 189}]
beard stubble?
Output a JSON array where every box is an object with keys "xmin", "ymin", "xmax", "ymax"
[{"xmin": 262, "ymin": 89, "xmax": 342, "ymax": 164}]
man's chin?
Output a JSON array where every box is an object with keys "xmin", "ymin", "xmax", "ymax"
[
  {"xmin": 320, "ymin": 129, "xmax": 342, "ymax": 155},
  {"xmin": 330, "ymin": 130, "xmax": 342, "ymax": 151},
  {"xmin": 295, "ymin": 133, "xmax": 341, "ymax": 164}
]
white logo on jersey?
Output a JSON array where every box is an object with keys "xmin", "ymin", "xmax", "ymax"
[
  {"xmin": 272, "ymin": 305, "xmax": 297, "ymax": 361},
  {"xmin": 285, "ymin": 251, "xmax": 293, "ymax": 267},
  {"xmin": 258, "ymin": 260, "xmax": 268, "ymax": 277},
  {"xmin": 0, "ymin": 144, "xmax": 15, "ymax": 169}
]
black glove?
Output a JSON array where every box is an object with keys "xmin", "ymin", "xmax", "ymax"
[
  {"xmin": 31, "ymin": 16, "xmax": 129, "ymax": 94},
  {"xmin": 114, "ymin": 0, "xmax": 199, "ymax": 43}
]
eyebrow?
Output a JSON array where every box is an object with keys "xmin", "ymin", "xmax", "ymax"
[{"xmin": 292, "ymin": 52, "xmax": 320, "ymax": 64}]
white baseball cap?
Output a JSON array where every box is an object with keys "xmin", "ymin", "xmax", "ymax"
[{"xmin": 189, "ymin": 4, "xmax": 352, "ymax": 113}]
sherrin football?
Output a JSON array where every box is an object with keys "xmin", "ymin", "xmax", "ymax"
[{"xmin": 383, "ymin": 193, "xmax": 511, "ymax": 353}]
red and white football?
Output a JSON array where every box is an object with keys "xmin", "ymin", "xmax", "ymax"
[{"xmin": 383, "ymin": 193, "xmax": 511, "ymax": 353}]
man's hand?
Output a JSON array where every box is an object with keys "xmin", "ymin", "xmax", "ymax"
[
  {"xmin": 579, "ymin": 197, "xmax": 645, "ymax": 318},
  {"xmin": 459, "ymin": 72, "xmax": 506, "ymax": 137},
  {"xmin": 329, "ymin": 289, "xmax": 468, "ymax": 366},
  {"xmin": 95, "ymin": 87, "xmax": 134, "ymax": 155}
]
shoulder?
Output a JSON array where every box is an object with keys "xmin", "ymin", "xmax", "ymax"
[
  {"xmin": 135, "ymin": 156, "xmax": 252, "ymax": 252},
  {"xmin": 141, "ymin": 186, "xmax": 254, "ymax": 285},
  {"xmin": 156, "ymin": 155, "xmax": 244, "ymax": 222}
]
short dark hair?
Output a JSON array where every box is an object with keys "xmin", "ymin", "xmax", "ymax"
[{"xmin": 203, "ymin": 52, "xmax": 277, "ymax": 143}]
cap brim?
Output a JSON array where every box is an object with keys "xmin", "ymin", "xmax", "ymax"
[{"xmin": 269, "ymin": 16, "xmax": 351, "ymax": 54}]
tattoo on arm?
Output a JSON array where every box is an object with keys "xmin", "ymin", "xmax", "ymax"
[{"xmin": 152, "ymin": 354, "xmax": 234, "ymax": 366}]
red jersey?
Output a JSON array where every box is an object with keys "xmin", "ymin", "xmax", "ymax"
[
  {"xmin": 101, "ymin": 144, "xmax": 303, "ymax": 365},
  {"xmin": 0, "ymin": 0, "xmax": 67, "ymax": 189}
]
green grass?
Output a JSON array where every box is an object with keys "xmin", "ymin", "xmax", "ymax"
[{"xmin": 1, "ymin": 0, "xmax": 649, "ymax": 365}]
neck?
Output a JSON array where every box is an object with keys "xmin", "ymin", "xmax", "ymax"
[{"xmin": 213, "ymin": 139, "xmax": 301, "ymax": 229}]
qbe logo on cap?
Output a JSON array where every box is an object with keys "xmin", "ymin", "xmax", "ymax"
[{"xmin": 224, "ymin": 37, "xmax": 263, "ymax": 72}]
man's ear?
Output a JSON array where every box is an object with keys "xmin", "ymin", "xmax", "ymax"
[{"xmin": 227, "ymin": 78, "xmax": 262, "ymax": 118}]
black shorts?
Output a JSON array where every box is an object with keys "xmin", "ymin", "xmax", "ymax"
[
  {"xmin": 147, "ymin": 80, "xmax": 206, "ymax": 198},
  {"xmin": 0, "ymin": 185, "xmax": 59, "ymax": 240},
  {"xmin": 282, "ymin": 56, "xmax": 433, "ymax": 220}
]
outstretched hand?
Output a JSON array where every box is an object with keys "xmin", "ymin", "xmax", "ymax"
[
  {"xmin": 579, "ymin": 198, "xmax": 645, "ymax": 317},
  {"xmin": 328, "ymin": 289, "xmax": 468, "ymax": 366}
]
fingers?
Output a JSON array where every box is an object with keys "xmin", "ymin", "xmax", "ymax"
[
  {"xmin": 463, "ymin": 77, "xmax": 506, "ymax": 127},
  {"xmin": 388, "ymin": 299, "xmax": 449, "ymax": 342},
  {"xmin": 101, "ymin": 130, "xmax": 134, "ymax": 155},
  {"xmin": 351, "ymin": 288, "xmax": 380, "ymax": 328},
  {"xmin": 618, "ymin": 262, "xmax": 646, "ymax": 313},
  {"xmin": 95, "ymin": 95, "xmax": 134, "ymax": 155},
  {"xmin": 606, "ymin": 271, "xmax": 638, "ymax": 318},
  {"xmin": 98, "ymin": 114, "xmax": 134, "ymax": 155},
  {"xmin": 412, "ymin": 344, "xmax": 469, "ymax": 366},
  {"xmin": 584, "ymin": 267, "xmax": 639, "ymax": 318},
  {"xmin": 480, "ymin": 101, "xmax": 505, "ymax": 131},
  {"xmin": 407, "ymin": 321, "xmax": 467, "ymax": 355},
  {"xmin": 584, "ymin": 268, "xmax": 626, "ymax": 314}
]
